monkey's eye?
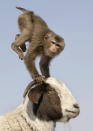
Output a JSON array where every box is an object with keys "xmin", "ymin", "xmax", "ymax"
[
  {"xmin": 51, "ymin": 40, "xmax": 56, "ymax": 45},
  {"xmin": 56, "ymin": 44, "xmax": 61, "ymax": 48}
]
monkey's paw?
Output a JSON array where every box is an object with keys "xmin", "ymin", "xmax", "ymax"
[
  {"xmin": 19, "ymin": 53, "xmax": 24, "ymax": 60},
  {"xmin": 35, "ymin": 75, "xmax": 45, "ymax": 84}
]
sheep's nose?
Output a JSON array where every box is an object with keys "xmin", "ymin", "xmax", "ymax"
[{"xmin": 73, "ymin": 104, "xmax": 79, "ymax": 109}]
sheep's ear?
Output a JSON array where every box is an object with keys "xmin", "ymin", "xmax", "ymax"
[{"xmin": 28, "ymin": 85, "xmax": 43, "ymax": 104}]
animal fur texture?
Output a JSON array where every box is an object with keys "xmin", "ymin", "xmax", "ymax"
[
  {"xmin": 0, "ymin": 77, "xmax": 80, "ymax": 131},
  {"xmin": 11, "ymin": 7, "xmax": 65, "ymax": 83}
]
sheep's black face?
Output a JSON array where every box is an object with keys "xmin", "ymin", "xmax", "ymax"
[
  {"xmin": 28, "ymin": 83, "xmax": 63, "ymax": 121},
  {"xmin": 28, "ymin": 77, "xmax": 80, "ymax": 122},
  {"xmin": 46, "ymin": 77, "xmax": 80, "ymax": 122}
]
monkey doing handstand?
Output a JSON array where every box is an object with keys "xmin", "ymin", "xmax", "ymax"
[{"xmin": 11, "ymin": 7, "xmax": 65, "ymax": 83}]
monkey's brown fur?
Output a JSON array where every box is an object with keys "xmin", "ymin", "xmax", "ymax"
[{"xmin": 11, "ymin": 7, "xmax": 65, "ymax": 83}]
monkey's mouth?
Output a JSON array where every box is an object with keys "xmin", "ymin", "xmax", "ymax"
[{"xmin": 48, "ymin": 51, "xmax": 56, "ymax": 57}]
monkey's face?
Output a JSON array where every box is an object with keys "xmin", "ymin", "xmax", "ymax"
[
  {"xmin": 47, "ymin": 41, "xmax": 62, "ymax": 57},
  {"xmin": 44, "ymin": 33, "xmax": 65, "ymax": 58}
]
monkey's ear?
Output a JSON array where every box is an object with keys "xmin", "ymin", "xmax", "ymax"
[
  {"xmin": 28, "ymin": 85, "xmax": 43, "ymax": 104},
  {"xmin": 44, "ymin": 34, "xmax": 49, "ymax": 40}
]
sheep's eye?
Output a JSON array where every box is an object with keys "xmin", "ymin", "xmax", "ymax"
[{"xmin": 51, "ymin": 40, "xmax": 56, "ymax": 45}]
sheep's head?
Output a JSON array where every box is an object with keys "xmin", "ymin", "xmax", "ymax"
[{"xmin": 28, "ymin": 77, "xmax": 80, "ymax": 122}]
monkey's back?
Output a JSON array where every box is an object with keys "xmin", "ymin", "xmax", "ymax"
[
  {"xmin": 31, "ymin": 15, "xmax": 49, "ymax": 43},
  {"xmin": 18, "ymin": 12, "xmax": 34, "ymax": 32},
  {"xmin": 18, "ymin": 11, "xmax": 48, "ymax": 39}
]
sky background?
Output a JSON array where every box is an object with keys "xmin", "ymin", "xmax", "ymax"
[{"xmin": 0, "ymin": 0, "xmax": 93, "ymax": 131}]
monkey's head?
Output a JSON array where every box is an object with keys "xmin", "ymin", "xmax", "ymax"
[{"xmin": 44, "ymin": 32, "xmax": 65, "ymax": 58}]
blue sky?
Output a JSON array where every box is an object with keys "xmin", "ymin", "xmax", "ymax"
[{"xmin": 0, "ymin": 0, "xmax": 93, "ymax": 131}]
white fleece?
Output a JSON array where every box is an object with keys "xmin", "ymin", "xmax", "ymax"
[{"xmin": 0, "ymin": 77, "xmax": 79, "ymax": 131}]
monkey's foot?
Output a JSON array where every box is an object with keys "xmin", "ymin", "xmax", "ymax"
[
  {"xmin": 35, "ymin": 75, "xmax": 45, "ymax": 84},
  {"xmin": 19, "ymin": 53, "xmax": 24, "ymax": 60}
]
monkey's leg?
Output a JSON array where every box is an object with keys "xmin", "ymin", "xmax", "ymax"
[
  {"xmin": 39, "ymin": 56, "xmax": 51, "ymax": 78},
  {"xmin": 11, "ymin": 32, "xmax": 30, "ymax": 60},
  {"xmin": 15, "ymin": 34, "xmax": 26, "ymax": 52}
]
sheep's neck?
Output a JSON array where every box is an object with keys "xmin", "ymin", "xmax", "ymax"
[
  {"xmin": 21, "ymin": 113, "xmax": 55, "ymax": 131},
  {"xmin": 23, "ymin": 97, "xmax": 55, "ymax": 131},
  {"xmin": 21, "ymin": 114, "xmax": 38, "ymax": 131}
]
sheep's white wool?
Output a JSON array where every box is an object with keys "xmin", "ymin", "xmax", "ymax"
[
  {"xmin": 22, "ymin": 97, "xmax": 54, "ymax": 131},
  {"xmin": 0, "ymin": 77, "xmax": 79, "ymax": 131},
  {"xmin": 0, "ymin": 99, "xmax": 54, "ymax": 131}
]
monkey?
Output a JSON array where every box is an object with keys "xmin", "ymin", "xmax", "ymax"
[{"xmin": 11, "ymin": 7, "xmax": 65, "ymax": 83}]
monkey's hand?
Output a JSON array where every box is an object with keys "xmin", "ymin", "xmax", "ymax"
[
  {"xmin": 19, "ymin": 53, "xmax": 24, "ymax": 60},
  {"xmin": 35, "ymin": 75, "xmax": 45, "ymax": 84}
]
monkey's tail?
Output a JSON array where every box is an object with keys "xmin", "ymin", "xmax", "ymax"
[
  {"xmin": 16, "ymin": 6, "xmax": 31, "ymax": 13},
  {"xmin": 23, "ymin": 80, "xmax": 37, "ymax": 98}
]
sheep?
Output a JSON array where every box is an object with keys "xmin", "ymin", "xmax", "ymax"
[{"xmin": 0, "ymin": 77, "xmax": 80, "ymax": 131}]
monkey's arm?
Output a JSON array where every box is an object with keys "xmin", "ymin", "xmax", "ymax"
[
  {"xmin": 24, "ymin": 45, "xmax": 39, "ymax": 79},
  {"xmin": 24, "ymin": 43, "xmax": 46, "ymax": 83},
  {"xmin": 39, "ymin": 56, "xmax": 51, "ymax": 78}
]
